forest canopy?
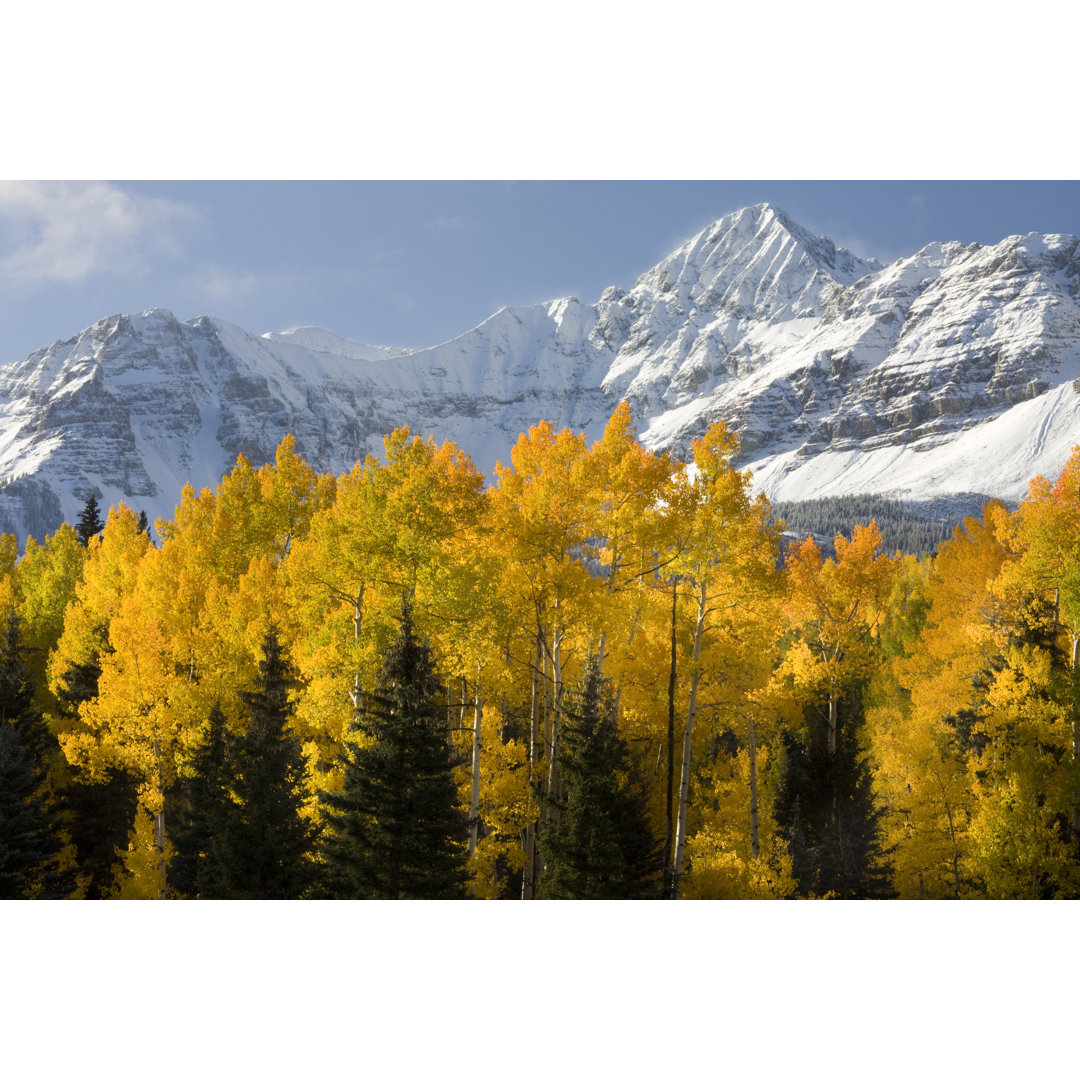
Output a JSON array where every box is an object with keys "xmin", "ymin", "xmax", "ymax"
[{"xmin": 4, "ymin": 402, "xmax": 1080, "ymax": 900}]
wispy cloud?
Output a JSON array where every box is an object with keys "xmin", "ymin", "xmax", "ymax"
[{"xmin": 0, "ymin": 181, "xmax": 203, "ymax": 286}]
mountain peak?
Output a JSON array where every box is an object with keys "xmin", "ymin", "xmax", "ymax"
[
  {"xmin": 4, "ymin": 206, "xmax": 1080, "ymax": 545},
  {"xmin": 630, "ymin": 204, "xmax": 879, "ymax": 323}
]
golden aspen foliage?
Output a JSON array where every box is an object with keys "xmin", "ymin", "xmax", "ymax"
[
  {"xmin": 0, "ymin": 533, "xmax": 18, "ymax": 627},
  {"xmin": 680, "ymin": 587, "xmax": 798, "ymax": 898},
  {"xmin": 489, "ymin": 420, "xmax": 596, "ymax": 661},
  {"xmin": 48, "ymin": 443, "xmax": 329, "ymax": 897},
  {"xmin": 15, "ymin": 524, "xmax": 87, "ymax": 713},
  {"xmin": 682, "ymin": 737, "xmax": 796, "ymax": 899},
  {"xmin": 49, "ymin": 505, "xmax": 152, "ymax": 755},
  {"xmin": 24, "ymin": 414, "xmax": 1080, "ymax": 899},
  {"xmin": 578, "ymin": 402, "xmax": 679, "ymax": 649},
  {"xmin": 877, "ymin": 505, "xmax": 1013, "ymax": 897},
  {"xmin": 467, "ymin": 704, "xmax": 532, "ymax": 898},
  {"xmin": 654, "ymin": 421, "xmax": 783, "ymax": 890},
  {"xmin": 284, "ymin": 428, "xmax": 490, "ymax": 785},
  {"xmin": 1001, "ymin": 445, "xmax": 1080, "ymax": 644},
  {"xmin": 967, "ymin": 644, "xmax": 1080, "ymax": 897},
  {"xmin": 0, "ymin": 532, "xmax": 17, "ymax": 583},
  {"xmin": 782, "ymin": 522, "xmax": 897, "ymax": 753},
  {"xmin": 112, "ymin": 797, "xmax": 174, "ymax": 900}
]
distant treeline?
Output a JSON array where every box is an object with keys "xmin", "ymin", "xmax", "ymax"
[{"xmin": 772, "ymin": 492, "xmax": 1002, "ymax": 556}]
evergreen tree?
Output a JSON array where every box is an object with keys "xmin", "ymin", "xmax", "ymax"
[
  {"xmin": 167, "ymin": 704, "xmax": 235, "ymax": 899},
  {"xmin": 136, "ymin": 510, "xmax": 150, "ymax": 537},
  {"xmin": 775, "ymin": 687, "xmax": 895, "ymax": 899},
  {"xmin": 75, "ymin": 495, "xmax": 104, "ymax": 546},
  {"xmin": 538, "ymin": 654, "xmax": 660, "ymax": 899},
  {"xmin": 320, "ymin": 601, "xmax": 468, "ymax": 899},
  {"xmin": 0, "ymin": 612, "xmax": 73, "ymax": 898},
  {"xmin": 219, "ymin": 627, "xmax": 318, "ymax": 899},
  {"xmin": 54, "ymin": 650, "xmax": 138, "ymax": 899}
]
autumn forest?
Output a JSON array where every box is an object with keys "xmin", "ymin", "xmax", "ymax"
[{"xmin": 4, "ymin": 401, "xmax": 1080, "ymax": 900}]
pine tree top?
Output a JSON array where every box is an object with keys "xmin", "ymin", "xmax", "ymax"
[{"xmin": 75, "ymin": 494, "xmax": 104, "ymax": 546}]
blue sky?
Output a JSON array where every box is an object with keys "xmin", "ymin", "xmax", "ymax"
[{"xmin": 1, "ymin": 180, "xmax": 1079, "ymax": 363}]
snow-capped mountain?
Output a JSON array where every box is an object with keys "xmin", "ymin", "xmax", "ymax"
[{"xmin": 3, "ymin": 202, "xmax": 1080, "ymax": 543}]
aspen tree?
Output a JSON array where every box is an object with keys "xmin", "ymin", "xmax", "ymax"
[
  {"xmin": 998, "ymin": 446, "xmax": 1080, "ymax": 836},
  {"xmin": 284, "ymin": 428, "xmax": 490, "ymax": 804},
  {"xmin": 967, "ymin": 642, "xmax": 1080, "ymax": 897},
  {"xmin": 488, "ymin": 421, "xmax": 595, "ymax": 896},
  {"xmin": 660, "ymin": 421, "xmax": 780, "ymax": 896},
  {"xmin": 871, "ymin": 513, "xmax": 1007, "ymax": 896},
  {"xmin": 782, "ymin": 523, "xmax": 896, "ymax": 757},
  {"xmin": 14, "ymin": 524, "xmax": 86, "ymax": 715}
]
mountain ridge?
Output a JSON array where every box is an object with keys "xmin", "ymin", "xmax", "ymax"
[{"xmin": 3, "ymin": 203, "xmax": 1080, "ymax": 543}]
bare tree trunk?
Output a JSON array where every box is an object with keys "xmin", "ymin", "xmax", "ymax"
[
  {"xmin": 468, "ymin": 669, "xmax": 482, "ymax": 858},
  {"xmin": 827, "ymin": 685, "xmax": 838, "ymax": 757},
  {"xmin": 748, "ymin": 714, "xmax": 759, "ymax": 860},
  {"xmin": 673, "ymin": 577, "xmax": 707, "ymax": 896},
  {"xmin": 460, "ymin": 673, "xmax": 469, "ymax": 735},
  {"xmin": 612, "ymin": 622, "xmax": 637, "ymax": 718},
  {"xmin": 944, "ymin": 802, "xmax": 961, "ymax": 898},
  {"xmin": 546, "ymin": 624, "xmax": 564, "ymax": 809},
  {"xmin": 522, "ymin": 629, "xmax": 542, "ymax": 900},
  {"xmin": 1071, "ymin": 632, "xmax": 1079, "ymax": 839},
  {"xmin": 542, "ymin": 634, "xmax": 551, "ymax": 768},
  {"xmin": 663, "ymin": 576, "xmax": 677, "ymax": 897},
  {"xmin": 348, "ymin": 585, "xmax": 364, "ymax": 720},
  {"xmin": 153, "ymin": 737, "xmax": 166, "ymax": 899}
]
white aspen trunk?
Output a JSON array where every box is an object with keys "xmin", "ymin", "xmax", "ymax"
[
  {"xmin": 1072, "ymin": 632, "xmax": 1079, "ymax": 759},
  {"xmin": 1072, "ymin": 632, "xmax": 1079, "ymax": 838},
  {"xmin": 672, "ymin": 577, "xmax": 707, "ymax": 896},
  {"xmin": 663, "ymin": 577, "xmax": 678, "ymax": 897},
  {"xmin": 541, "ymin": 635, "xmax": 550, "ymax": 765},
  {"xmin": 348, "ymin": 585, "xmax": 364, "ymax": 720},
  {"xmin": 522, "ymin": 630, "xmax": 542, "ymax": 900},
  {"xmin": 612, "ymin": 623, "xmax": 638, "ymax": 718},
  {"xmin": 748, "ymin": 714, "xmax": 759, "ymax": 861},
  {"xmin": 546, "ymin": 623, "xmax": 565, "ymax": 808},
  {"xmin": 153, "ymin": 737, "xmax": 166, "ymax": 900},
  {"xmin": 468, "ymin": 669, "xmax": 482, "ymax": 858},
  {"xmin": 944, "ymin": 800, "xmax": 961, "ymax": 898}
]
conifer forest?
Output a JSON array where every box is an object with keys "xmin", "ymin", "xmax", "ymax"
[{"xmin": 5, "ymin": 401, "xmax": 1080, "ymax": 900}]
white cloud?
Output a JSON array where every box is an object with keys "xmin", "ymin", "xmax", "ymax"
[{"xmin": 0, "ymin": 181, "xmax": 203, "ymax": 286}]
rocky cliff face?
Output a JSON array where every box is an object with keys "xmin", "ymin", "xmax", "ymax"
[{"xmin": 3, "ymin": 203, "xmax": 1080, "ymax": 542}]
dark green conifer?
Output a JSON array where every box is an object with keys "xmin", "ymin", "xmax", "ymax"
[
  {"xmin": 167, "ymin": 704, "xmax": 235, "ymax": 899},
  {"xmin": 54, "ymin": 649, "xmax": 138, "ymax": 898},
  {"xmin": 538, "ymin": 654, "xmax": 660, "ymax": 900},
  {"xmin": 0, "ymin": 612, "xmax": 73, "ymax": 898},
  {"xmin": 775, "ymin": 687, "xmax": 895, "ymax": 899},
  {"xmin": 220, "ymin": 627, "xmax": 318, "ymax": 899},
  {"xmin": 75, "ymin": 494, "xmax": 104, "ymax": 546},
  {"xmin": 320, "ymin": 601, "xmax": 468, "ymax": 899}
]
